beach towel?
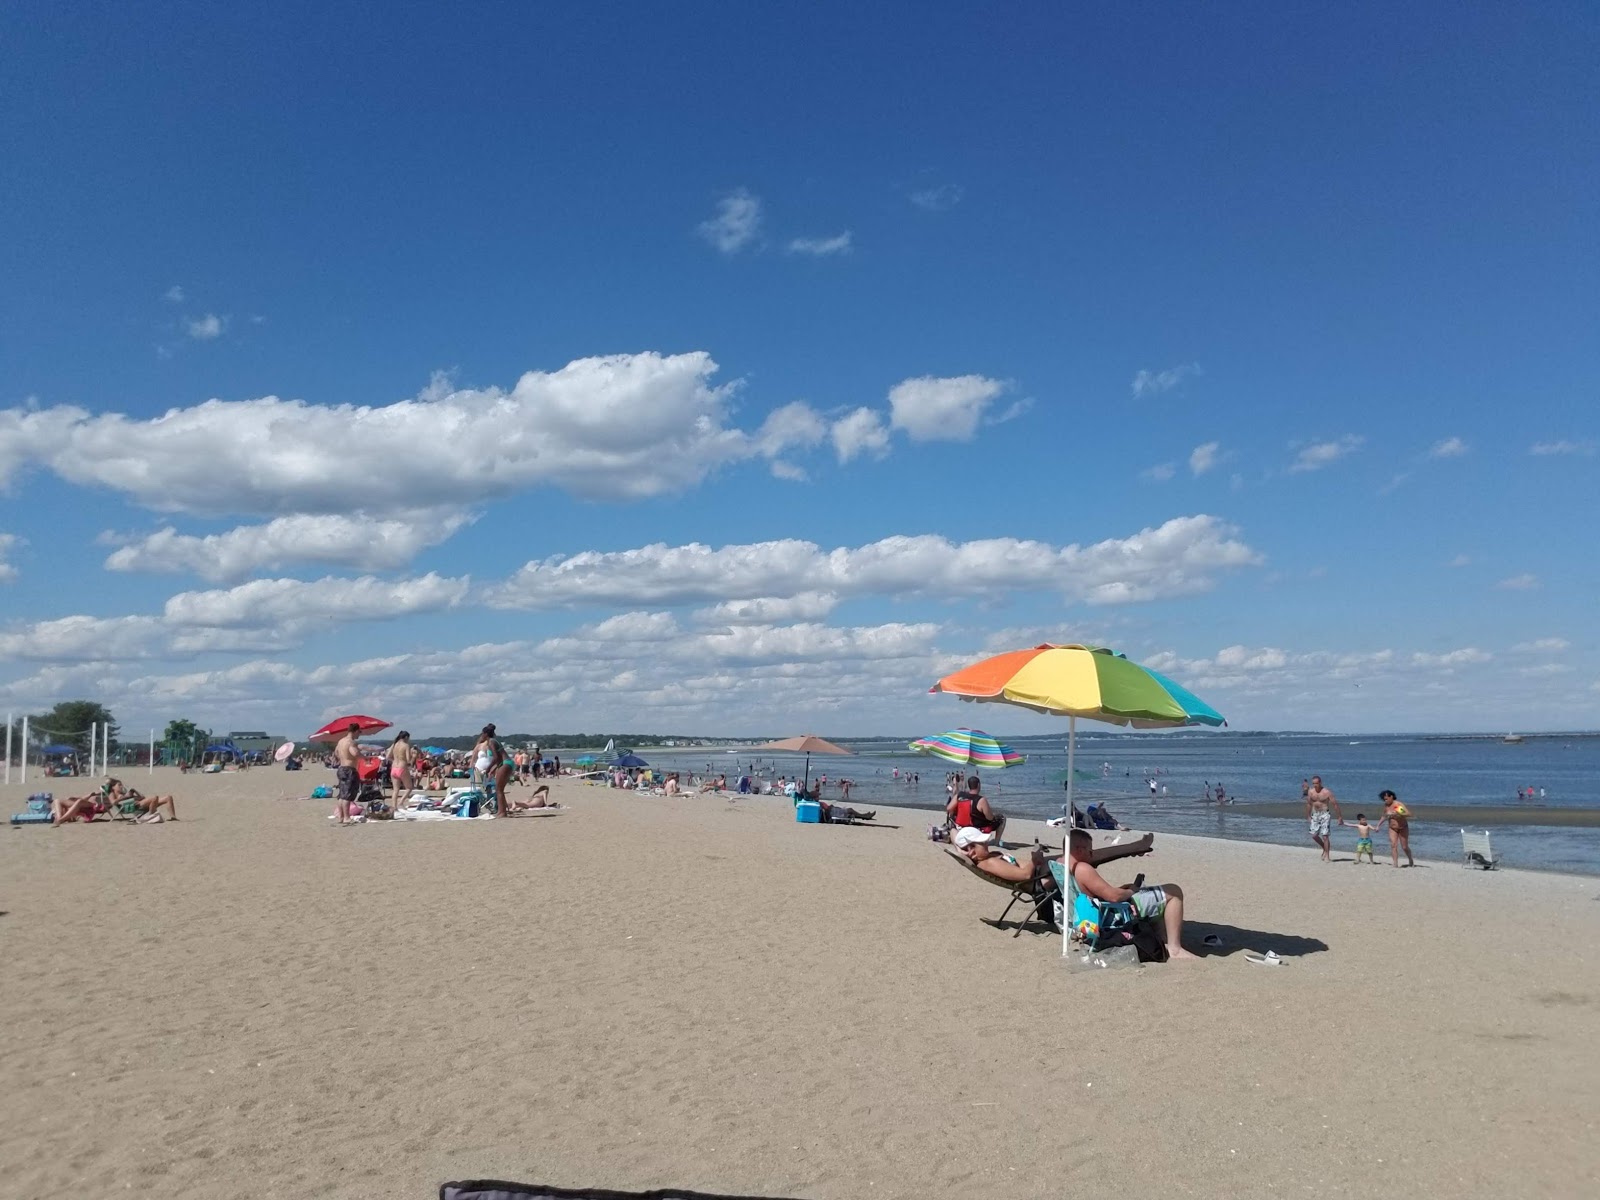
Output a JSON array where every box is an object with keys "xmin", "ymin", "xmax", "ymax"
[{"xmin": 442, "ymin": 1181, "xmax": 803, "ymax": 1200}]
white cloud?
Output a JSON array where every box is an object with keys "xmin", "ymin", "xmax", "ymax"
[
  {"xmin": 1410, "ymin": 648, "xmax": 1492, "ymax": 667},
  {"xmin": 1428, "ymin": 436, "xmax": 1468, "ymax": 459},
  {"xmin": 162, "ymin": 572, "xmax": 469, "ymax": 629},
  {"xmin": 164, "ymin": 285, "xmax": 185, "ymax": 303},
  {"xmin": 753, "ymin": 401, "xmax": 827, "ymax": 457},
  {"xmin": 768, "ymin": 460, "xmax": 808, "ymax": 482},
  {"xmin": 0, "ymin": 532, "xmax": 17, "ymax": 583},
  {"xmin": 786, "ymin": 232, "xmax": 852, "ymax": 256},
  {"xmin": 0, "ymin": 614, "xmax": 165, "ymax": 661},
  {"xmin": 830, "ymin": 407, "xmax": 891, "ymax": 463},
  {"xmin": 1141, "ymin": 463, "xmax": 1176, "ymax": 482},
  {"xmin": 695, "ymin": 593, "xmax": 840, "ymax": 625},
  {"xmin": 1513, "ymin": 638, "xmax": 1569, "ymax": 654},
  {"xmin": 888, "ymin": 375, "xmax": 1007, "ymax": 442},
  {"xmin": 909, "ymin": 184, "xmax": 962, "ymax": 211},
  {"xmin": 102, "ymin": 511, "xmax": 474, "ymax": 582},
  {"xmin": 1189, "ymin": 441, "xmax": 1221, "ymax": 476},
  {"xmin": 987, "ymin": 398, "xmax": 1033, "ymax": 426},
  {"xmin": 1131, "ymin": 364, "xmax": 1201, "ymax": 399},
  {"xmin": 1529, "ymin": 439, "xmax": 1596, "ymax": 457},
  {"xmin": 484, "ymin": 515, "xmax": 1262, "ymax": 611},
  {"xmin": 0, "ymin": 352, "xmax": 832, "ymax": 515},
  {"xmin": 1497, "ymin": 574, "xmax": 1540, "ymax": 591},
  {"xmin": 697, "ymin": 188, "xmax": 762, "ymax": 254},
  {"xmin": 1289, "ymin": 435, "xmax": 1363, "ymax": 474},
  {"xmin": 1448, "ymin": 554, "xmax": 1471, "ymax": 568},
  {"xmin": 186, "ymin": 313, "xmax": 227, "ymax": 340}
]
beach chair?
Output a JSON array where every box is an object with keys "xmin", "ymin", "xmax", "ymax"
[
  {"xmin": 943, "ymin": 848, "xmax": 1060, "ymax": 936},
  {"xmin": 1461, "ymin": 829, "xmax": 1501, "ymax": 870},
  {"xmin": 1052, "ymin": 857, "xmax": 1164, "ymax": 960}
]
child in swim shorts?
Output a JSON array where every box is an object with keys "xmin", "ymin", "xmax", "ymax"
[{"xmin": 1352, "ymin": 814, "xmax": 1376, "ymax": 864}]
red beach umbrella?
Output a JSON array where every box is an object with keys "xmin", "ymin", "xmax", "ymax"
[{"xmin": 308, "ymin": 714, "xmax": 391, "ymax": 743}]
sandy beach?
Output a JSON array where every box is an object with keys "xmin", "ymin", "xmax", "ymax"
[{"xmin": 3, "ymin": 767, "xmax": 1598, "ymax": 1200}]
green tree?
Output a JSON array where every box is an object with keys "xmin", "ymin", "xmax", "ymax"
[
  {"xmin": 28, "ymin": 700, "xmax": 118, "ymax": 754},
  {"xmin": 164, "ymin": 718, "xmax": 202, "ymax": 748}
]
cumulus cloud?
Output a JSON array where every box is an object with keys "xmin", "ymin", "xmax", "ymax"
[
  {"xmin": 830, "ymin": 407, "xmax": 891, "ymax": 463},
  {"xmin": 186, "ymin": 313, "xmax": 227, "ymax": 340},
  {"xmin": 0, "ymin": 532, "xmax": 17, "ymax": 583},
  {"xmin": 1496, "ymin": 574, "xmax": 1540, "ymax": 591},
  {"xmin": 697, "ymin": 188, "xmax": 762, "ymax": 254},
  {"xmin": 1131, "ymin": 364, "xmax": 1201, "ymax": 399},
  {"xmin": 1513, "ymin": 637, "xmax": 1569, "ymax": 654},
  {"xmin": 695, "ymin": 593, "xmax": 840, "ymax": 625},
  {"xmin": 162, "ymin": 572, "xmax": 469, "ymax": 629},
  {"xmin": 1288, "ymin": 435, "xmax": 1363, "ymax": 474},
  {"xmin": 1410, "ymin": 648, "xmax": 1492, "ymax": 667},
  {"xmin": 164, "ymin": 285, "xmax": 185, "ymax": 303},
  {"xmin": 1141, "ymin": 463, "xmax": 1176, "ymax": 482},
  {"xmin": 753, "ymin": 401, "xmax": 828, "ymax": 458},
  {"xmin": 888, "ymin": 375, "xmax": 1007, "ymax": 442},
  {"xmin": 1189, "ymin": 441, "xmax": 1221, "ymax": 476},
  {"xmin": 1428, "ymin": 436, "xmax": 1468, "ymax": 459},
  {"xmin": 0, "ymin": 352, "xmax": 833, "ymax": 515},
  {"xmin": 484, "ymin": 515, "xmax": 1262, "ymax": 612},
  {"xmin": 909, "ymin": 184, "xmax": 963, "ymax": 211},
  {"xmin": 1529, "ymin": 439, "xmax": 1596, "ymax": 457},
  {"xmin": 0, "ymin": 574, "xmax": 468, "ymax": 663},
  {"xmin": 786, "ymin": 232, "xmax": 852, "ymax": 256},
  {"xmin": 103, "ymin": 511, "xmax": 474, "ymax": 582}
]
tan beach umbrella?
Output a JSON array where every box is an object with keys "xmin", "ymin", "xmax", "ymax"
[{"xmin": 752, "ymin": 734, "xmax": 852, "ymax": 791}]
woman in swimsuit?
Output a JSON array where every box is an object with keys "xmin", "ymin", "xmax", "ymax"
[{"xmin": 1378, "ymin": 789, "xmax": 1413, "ymax": 867}]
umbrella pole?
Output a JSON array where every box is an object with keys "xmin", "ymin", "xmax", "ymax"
[
  {"xmin": 802, "ymin": 752, "xmax": 811, "ymax": 794},
  {"xmin": 1064, "ymin": 714, "xmax": 1076, "ymax": 958}
]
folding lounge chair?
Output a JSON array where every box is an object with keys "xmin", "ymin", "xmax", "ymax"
[
  {"xmin": 1461, "ymin": 828, "xmax": 1501, "ymax": 870},
  {"xmin": 944, "ymin": 848, "xmax": 1060, "ymax": 936},
  {"xmin": 1052, "ymin": 857, "xmax": 1164, "ymax": 960}
]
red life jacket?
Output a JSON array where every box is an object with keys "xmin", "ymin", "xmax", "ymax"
[{"xmin": 954, "ymin": 794, "xmax": 997, "ymax": 831}]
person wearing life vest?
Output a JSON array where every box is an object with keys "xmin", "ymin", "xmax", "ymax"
[{"xmin": 946, "ymin": 774, "xmax": 1005, "ymax": 844}]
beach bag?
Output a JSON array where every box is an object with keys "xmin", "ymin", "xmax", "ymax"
[
  {"xmin": 27, "ymin": 793, "xmax": 53, "ymax": 813},
  {"xmin": 311, "ymin": 785, "xmax": 332, "ymax": 798}
]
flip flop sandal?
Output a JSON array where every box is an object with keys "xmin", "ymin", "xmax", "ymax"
[
  {"xmin": 1202, "ymin": 934, "xmax": 1223, "ymax": 947},
  {"xmin": 1245, "ymin": 953, "xmax": 1282, "ymax": 966}
]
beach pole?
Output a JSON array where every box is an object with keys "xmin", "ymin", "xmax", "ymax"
[
  {"xmin": 20, "ymin": 715, "xmax": 28, "ymax": 785},
  {"xmin": 149, "ymin": 729, "xmax": 155, "ymax": 775},
  {"xmin": 4, "ymin": 711, "xmax": 11, "ymax": 785},
  {"xmin": 1063, "ymin": 713, "xmax": 1076, "ymax": 958},
  {"xmin": 90, "ymin": 722, "xmax": 98, "ymax": 779}
]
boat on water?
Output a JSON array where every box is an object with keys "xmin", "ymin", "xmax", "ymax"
[{"xmin": 1504, "ymin": 733, "xmax": 1525, "ymax": 744}]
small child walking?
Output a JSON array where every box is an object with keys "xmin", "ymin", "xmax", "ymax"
[{"xmin": 1352, "ymin": 814, "xmax": 1377, "ymax": 864}]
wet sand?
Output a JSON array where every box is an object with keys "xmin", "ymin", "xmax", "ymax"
[
  {"xmin": 3, "ymin": 768, "xmax": 1599, "ymax": 1199},
  {"xmin": 1230, "ymin": 801, "xmax": 1600, "ymax": 827}
]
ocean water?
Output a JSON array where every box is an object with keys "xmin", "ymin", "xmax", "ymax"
[{"xmin": 644, "ymin": 733, "xmax": 1600, "ymax": 876}]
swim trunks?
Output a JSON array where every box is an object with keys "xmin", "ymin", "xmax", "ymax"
[
  {"xmin": 1309, "ymin": 810, "xmax": 1331, "ymax": 837},
  {"xmin": 1129, "ymin": 886, "xmax": 1169, "ymax": 920},
  {"xmin": 1356, "ymin": 837, "xmax": 1373, "ymax": 854},
  {"xmin": 337, "ymin": 765, "xmax": 360, "ymax": 803}
]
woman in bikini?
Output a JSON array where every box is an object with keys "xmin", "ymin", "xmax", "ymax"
[{"xmin": 1377, "ymin": 789, "xmax": 1413, "ymax": 867}]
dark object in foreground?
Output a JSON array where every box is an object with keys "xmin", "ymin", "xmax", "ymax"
[{"xmin": 442, "ymin": 1182, "xmax": 806, "ymax": 1200}]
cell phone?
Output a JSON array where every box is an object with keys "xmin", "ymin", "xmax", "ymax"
[{"xmin": 1131, "ymin": 873, "xmax": 1145, "ymax": 891}]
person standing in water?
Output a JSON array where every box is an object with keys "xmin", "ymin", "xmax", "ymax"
[{"xmin": 1305, "ymin": 775, "xmax": 1344, "ymax": 862}]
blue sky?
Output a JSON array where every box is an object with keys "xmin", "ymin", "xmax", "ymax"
[{"xmin": 1, "ymin": 2, "xmax": 1596, "ymax": 737}]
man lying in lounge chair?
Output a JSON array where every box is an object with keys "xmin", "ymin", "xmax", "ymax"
[
  {"xmin": 1067, "ymin": 828, "xmax": 1196, "ymax": 960},
  {"xmin": 953, "ymin": 826, "xmax": 1153, "ymax": 881}
]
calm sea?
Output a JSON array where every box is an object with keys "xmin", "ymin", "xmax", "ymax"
[{"xmin": 643, "ymin": 733, "xmax": 1600, "ymax": 876}]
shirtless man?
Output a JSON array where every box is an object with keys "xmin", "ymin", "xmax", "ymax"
[
  {"xmin": 333, "ymin": 721, "xmax": 362, "ymax": 825},
  {"xmin": 1305, "ymin": 774, "xmax": 1344, "ymax": 862}
]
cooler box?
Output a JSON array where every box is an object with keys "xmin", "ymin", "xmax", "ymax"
[{"xmin": 795, "ymin": 800, "xmax": 822, "ymax": 824}]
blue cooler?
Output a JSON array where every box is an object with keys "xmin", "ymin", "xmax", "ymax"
[{"xmin": 795, "ymin": 800, "xmax": 822, "ymax": 823}]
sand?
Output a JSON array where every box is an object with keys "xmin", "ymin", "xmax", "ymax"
[{"xmin": 3, "ymin": 767, "xmax": 1598, "ymax": 1200}]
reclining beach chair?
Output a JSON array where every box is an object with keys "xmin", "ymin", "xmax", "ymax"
[
  {"xmin": 1051, "ymin": 858, "xmax": 1165, "ymax": 961},
  {"xmin": 1461, "ymin": 828, "xmax": 1501, "ymax": 870},
  {"xmin": 943, "ymin": 848, "xmax": 1060, "ymax": 936}
]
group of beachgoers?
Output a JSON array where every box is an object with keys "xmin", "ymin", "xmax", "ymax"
[
  {"xmin": 46, "ymin": 777, "xmax": 178, "ymax": 825},
  {"xmin": 1302, "ymin": 775, "xmax": 1414, "ymax": 867},
  {"xmin": 329, "ymin": 723, "xmax": 565, "ymax": 825},
  {"xmin": 943, "ymin": 772, "xmax": 1198, "ymax": 960}
]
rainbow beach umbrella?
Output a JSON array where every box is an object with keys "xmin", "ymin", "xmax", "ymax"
[
  {"xmin": 909, "ymin": 728, "xmax": 1027, "ymax": 769},
  {"xmin": 930, "ymin": 643, "xmax": 1224, "ymax": 813}
]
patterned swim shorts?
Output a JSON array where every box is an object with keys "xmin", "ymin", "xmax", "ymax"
[{"xmin": 1309, "ymin": 810, "xmax": 1331, "ymax": 837}]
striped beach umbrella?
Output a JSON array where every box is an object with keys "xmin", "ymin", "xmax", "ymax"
[
  {"xmin": 930, "ymin": 642, "xmax": 1223, "ymax": 809},
  {"xmin": 908, "ymin": 728, "xmax": 1027, "ymax": 769}
]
